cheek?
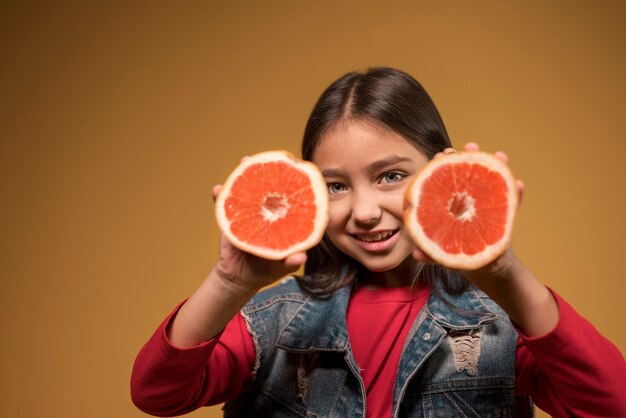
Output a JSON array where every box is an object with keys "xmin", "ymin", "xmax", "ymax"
[
  {"xmin": 326, "ymin": 200, "xmax": 350, "ymax": 232},
  {"xmin": 382, "ymin": 188, "xmax": 408, "ymax": 215}
]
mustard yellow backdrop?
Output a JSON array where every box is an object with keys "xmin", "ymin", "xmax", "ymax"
[{"xmin": 1, "ymin": 2, "xmax": 624, "ymax": 417}]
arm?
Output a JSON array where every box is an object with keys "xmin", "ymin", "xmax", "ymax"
[
  {"xmin": 168, "ymin": 185, "xmax": 306, "ymax": 347},
  {"xmin": 457, "ymin": 143, "xmax": 626, "ymax": 415},
  {"xmin": 131, "ymin": 184, "xmax": 306, "ymax": 415},
  {"xmin": 470, "ymin": 252, "xmax": 626, "ymax": 414},
  {"xmin": 416, "ymin": 143, "xmax": 625, "ymax": 415},
  {"xmin": 131, "ymin": 307, "xmax": 255, "ymax": 416},
  {"xmin": 469, "ymin": 231, "xmax": 626, "ymax": 416},
  {"xmin": 514, "ymin": 291, "xmax": 626, "ymax": 417}
]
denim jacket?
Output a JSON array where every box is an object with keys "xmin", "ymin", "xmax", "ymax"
[{"xmin": 224, "ymin": 277, "xmax": 532, "ymax": 417}]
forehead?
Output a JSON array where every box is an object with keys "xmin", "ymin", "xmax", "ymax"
[{"xmin": 311, "ymin": 119, "xmax": 426, "ymax": 165}]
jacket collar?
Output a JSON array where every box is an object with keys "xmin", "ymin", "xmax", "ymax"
[
  {"xmin": 425, "ymin": 282, "xmax": 498, "ymax": 330},
  {"xmin": 276, "ymin": 286, "xmax": 352, "ymax": 352},
  {"xmin": 275, "ymin": 282, "xmax": 497, "ymax": 352}
]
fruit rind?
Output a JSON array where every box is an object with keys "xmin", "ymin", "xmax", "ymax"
[
  {"xmin": 404, "ymin": 151, "xmax": 518, "ymax": 270},
  {"xmin": 215, "ymin": 150, "xmax": 329, "ymax": 260}
]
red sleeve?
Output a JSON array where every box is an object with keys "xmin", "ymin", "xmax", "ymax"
[
  {"xmin": 515, "ymin": 290, "xmax": 626, "ymax": 417},
  {"xmin": 130, "ymin": 301, "xmax": 256, "ymax": 417}
]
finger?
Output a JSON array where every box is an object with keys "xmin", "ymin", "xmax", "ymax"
[
  {"xmin": 412, "ymin": 248, "xmax": 436, "ymax": 264},
  {"xmin": 464, "ymin": 142, "xmax": 480, "ymax": 152},
  {"xmin": 212, "ymin": 184, "xmax": 223, "ymax": 200},
  {"xmin": 284, "ymin": 252, "xmax": 307, "ymax": 268},
  {"xmin": 434, "ymin": 147, "xmax": 456, "ymax": 160},
  {"xmin": 494, "ymin": 151, "xmax": 509, "ymax": 164}
]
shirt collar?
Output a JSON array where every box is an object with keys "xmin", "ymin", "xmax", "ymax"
[{"xmin": 275, "ymin": 281, "xmax": 497, "ymax": 352}]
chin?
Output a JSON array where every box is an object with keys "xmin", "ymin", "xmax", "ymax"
[
  {"xmin": 360, "ymin": 252, "xmax": 417, "ymax": 274},
  {"xmin": 357, "ymin": 258, "xmax": 404, "ymax": 273}
]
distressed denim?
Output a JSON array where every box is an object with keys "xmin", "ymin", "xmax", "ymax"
[{"xmin": 224, "ymin": 278, "xmax": 531, "ymax": 417}]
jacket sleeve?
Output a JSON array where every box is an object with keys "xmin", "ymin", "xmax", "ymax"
[
  {"xmin": 130, "ymin": 301, "xmax": 255, "ymax": 417},
  {"xmin": 515, "ymin": 290, "xmax": 626, "ymax": 417}
]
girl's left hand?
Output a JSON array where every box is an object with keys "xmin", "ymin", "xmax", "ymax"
[{"xmin": 410, "ymin": 143, "xmax": 559, "ymax": 337}]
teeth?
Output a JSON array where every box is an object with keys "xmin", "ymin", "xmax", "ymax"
[{"xmin": 357, "ymin": 231, "xmax": 393, "ymax": 242}]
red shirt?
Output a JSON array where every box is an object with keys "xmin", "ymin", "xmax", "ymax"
[
  {"xmin": 346, "ymin": 284, "xmax": 430, "ymax": 418},
  {"xmin": 131, "ymin": 288, "xmax": 626, "ymax": 417}
]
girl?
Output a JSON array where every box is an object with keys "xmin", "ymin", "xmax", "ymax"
[{"xmin": 131, "ymin": 68, "xmax": 626, "ymax": 417}]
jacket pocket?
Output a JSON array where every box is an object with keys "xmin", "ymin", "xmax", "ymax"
[{"xmin": 403, "ymin": 377, "xmax": 516, "ymax": 418}]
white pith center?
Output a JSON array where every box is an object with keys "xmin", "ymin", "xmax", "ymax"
[
  {"xmin": 261, "ymin": 194, "xmax": 289, "ymax": 222},
  {"xmin": 449, "ymin": 192, "xmax": 476, "ymax": 222}
]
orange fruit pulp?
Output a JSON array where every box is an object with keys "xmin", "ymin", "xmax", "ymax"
[
  {"xmin": 404, "ymin": 151, "xmax": 518, "ymax": 270},
  {"xmin": 215, "ymin": 151, "xmax": 329, "ymax": 260}
]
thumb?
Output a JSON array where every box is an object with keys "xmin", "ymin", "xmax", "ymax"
[
  {"xmin": 412, "ymin": 248, "xmax": 436, "ymax": 264},
  {"xmin": 284, "ymin": 252, "xmax": 307, "ymax": 269},
  {"xmin": 212, "ymin": 184, "xmax": 223, "ymax": 201}
]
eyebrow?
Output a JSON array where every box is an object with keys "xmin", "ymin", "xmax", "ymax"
[
  {"xmin": 320, "ymin": 167, "xmax": 348, "ymax": 178},
  {"xmin": 365, "ymin": 155, "xmax": 414, "ymax": 175},
  {"xmin": 320, "ymin": 155, "xmax": 415, "ymax": 178}
]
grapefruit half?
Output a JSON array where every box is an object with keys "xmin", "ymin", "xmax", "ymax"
[
  {"xmin": 404, "ymin": 151, "xmax": 518, "ymax": 270},
  {"xmin": 215, "ymin": 151, "xmax": 329, "ymax": 260}
]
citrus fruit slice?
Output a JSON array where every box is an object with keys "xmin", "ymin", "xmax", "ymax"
[
  {"xmin": 215, "ymin": 151, "xmax": 329, "ymax": 260},
  {"xmin": 404, "ymin": 151, "xmax": 518, "ymax": 270}
]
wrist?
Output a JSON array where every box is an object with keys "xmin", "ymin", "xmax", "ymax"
[
  {"xmin": 464, "ymin": 248, "xmax": 519, "ymax": 284},
  {"xmin": 168, "ymin": 270, "xmax": 258, "ymax": 348},
  {"xmin": 209, "ymin": 267, "xmax": 261, "ymax": 301}
]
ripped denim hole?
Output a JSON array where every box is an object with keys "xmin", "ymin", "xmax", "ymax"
[
  {"xmin": 296, "ymin": 352, "xmax": 318, "ymax": 403},
  {"xmin": 448, "ymin": 329, "xmax": 481, "ymax": 376}
]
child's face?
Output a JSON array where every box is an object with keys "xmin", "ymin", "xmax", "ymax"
[{"xmin": 312, "ymin": 119, "xmax": 429, "ymax": 278}]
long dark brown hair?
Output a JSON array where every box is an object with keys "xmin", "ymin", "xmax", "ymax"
[{"xmin": 297, "ymin": 67, "xmax": 468, "ymax": 296}]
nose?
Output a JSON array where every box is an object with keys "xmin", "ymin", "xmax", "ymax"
[{"xmin": 351, "ymin": 188, "xmax": 383, "ymax": 227}]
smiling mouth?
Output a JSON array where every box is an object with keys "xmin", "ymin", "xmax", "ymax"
[{"xmin": 352, "ymin": 230, "xmax": 398, "ymax": 242}]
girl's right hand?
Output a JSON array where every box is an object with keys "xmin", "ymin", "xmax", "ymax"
[
  {"xmin": 165, "ymin": 183, "xmax": 305, "ymax": 348},
  {"xmin": 211, "ymin": 184, "xmax": 307, "ymax": 294}
]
